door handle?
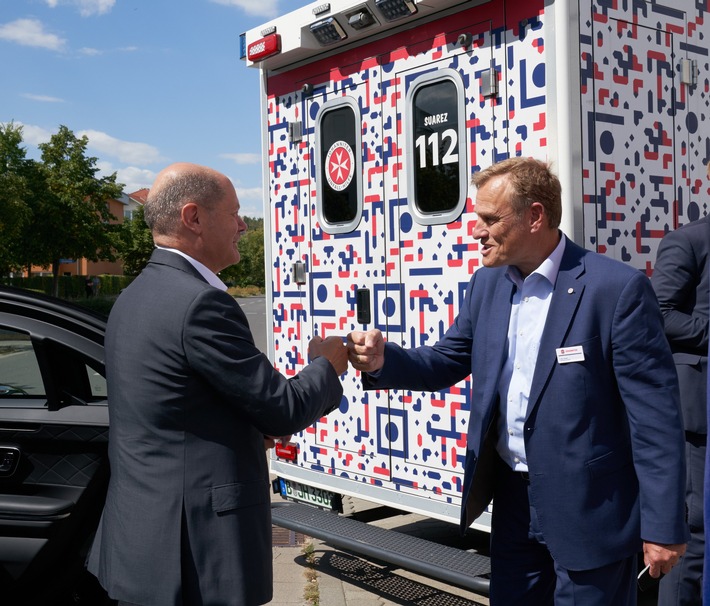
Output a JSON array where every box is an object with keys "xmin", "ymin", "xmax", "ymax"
[
  {"xmin": 356, "ymin": 288, "xmax": 371, "ymax": 325},
  {"xmin": 0, "ymin": 445, "xmax": 20, "ymax": 477}
]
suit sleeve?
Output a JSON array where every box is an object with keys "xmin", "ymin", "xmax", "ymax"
[
  {"xmin": 364, "ymin": 277, "xmax": 477, "ymax": 391},
  {"xmin": 652, "ymin": 229, "xmax": 709, "ymax": 352},
  {"xmin": 613, "ymin": 271, "xmax": 689, "ymax": 544},
  {"xmin": 182, "ymin": 288, "xmax": 343, "ymax": 437}
]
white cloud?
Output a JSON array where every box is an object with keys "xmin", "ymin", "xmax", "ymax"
[
  {"xmin": 78, "ymin": 130, "xmax": 166, "ymax": 165},
  {"xmin": 80, "ymin": 45, "xmax": 137, "ymax": 56},
  {"xmin": 13, "ymin": 123, "xmax": 53, "ymax": 146},
  {"xmin": 44, "ymin": 0, "xmax": 116, "ymax": 17},
  {"xmin": 0, "ymin": 19, "xmax": 66, "ymax": 50},
  {"xmin": 209, "ymin": 0, "xmax": 279, "ymax": 19},
  {"xmin": 112, "ymin": 165, "xmax": 157, "ymax": 194},
  {"xmin": 22, "ymin": 93, "xmax": 65, "ymax": 103},
  {"xmin": 94, "ymin": 161, "xmax": 155, "ymax": 194},
  {"xmin": 220, "ymin": 152, "xmax": 261, "ymax": 165},
  {"xmin": 236, "ymin": 185, "xmax": 263, "ymax": 201}
]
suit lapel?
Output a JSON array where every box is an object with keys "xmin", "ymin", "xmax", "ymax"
[
  {"xmin": 526, "ymin": 243, "xmax": 586, "ymax": 416},
  {"xmin": 481, "ymin": 275, "xmax": 515, "ymax": 410}
]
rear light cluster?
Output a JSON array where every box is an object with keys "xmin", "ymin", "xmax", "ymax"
[{"xmin": 275, "ymin": 442, "xmax": 298, "ymax": 461}]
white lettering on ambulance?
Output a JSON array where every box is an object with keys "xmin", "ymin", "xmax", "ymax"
[{"xmin": 423, "ymin": 113, "xmax": 448, "ymax": 127}]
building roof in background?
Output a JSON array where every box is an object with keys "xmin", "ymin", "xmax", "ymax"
[{"xmin": 128, "ymin": 188, "xmax": 149, "ymax": 205}]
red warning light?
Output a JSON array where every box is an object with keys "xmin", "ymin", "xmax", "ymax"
[{"xmin": 247, "ymin": 34, "xmax": 281, "ymax": 62}]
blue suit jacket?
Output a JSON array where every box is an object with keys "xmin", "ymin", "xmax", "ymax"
[{"xmin": 366, "ymin": 238, "xmax": 688, "ymax": 571}]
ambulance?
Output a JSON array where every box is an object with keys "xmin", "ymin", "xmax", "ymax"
[{"xmin": 241, "ymin": 0, "xmax": 709, "ymax": 590}]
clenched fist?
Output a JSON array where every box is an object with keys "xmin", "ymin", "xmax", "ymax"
[
  {"xmin": 347, "ymin": 329, "xmax": 385, "ymax": 373},
  {"xmin": 309, "ymin": 335, "xmax": 348, "ymax": 375}
]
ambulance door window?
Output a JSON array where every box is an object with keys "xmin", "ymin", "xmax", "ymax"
[
  {"xmin": 406, "ymin": 69, "xmax": 467, "ymax": 225},
  {"xmin": 315, "ymin": 97, "xmax": 363, "ymax": 234}
]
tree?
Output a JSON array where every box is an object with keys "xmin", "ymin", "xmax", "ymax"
[
  {"xmin": 220, "ymin": 216, "xmax": 265, "ymax": 288},
  {"xmin": 118, "ymin": 205, "xmax": 154, "ymax": 276},
  {"xmin": 0, "ymin": 122, "xmax": 32, "ymax": 275},
  {"xmin": 33, "ymin": 126, "xmax": 124, "ymax": 296}
]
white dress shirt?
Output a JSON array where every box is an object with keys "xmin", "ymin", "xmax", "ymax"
[
  {"xmin": 496, "ymin": 234, "xmax": 567, "ymax": 471},
  {"xmin": 156, "ymin": 246, "xmax": 228, "ymax": 291}
]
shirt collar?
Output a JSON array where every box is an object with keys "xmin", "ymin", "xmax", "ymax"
[
  {"xmin": 506, "ymin": 232, "xmax": 567, "ymax": 288},
  {"xmin": 156, "ymin": 246, "xmax": 228, "ymax": 291}
]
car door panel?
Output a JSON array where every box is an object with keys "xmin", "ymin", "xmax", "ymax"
[{"xmin": 0, "ymin": 288, "xmax": 110, "ymax": 604}]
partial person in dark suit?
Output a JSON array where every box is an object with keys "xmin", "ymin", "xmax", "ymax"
[
  {"xmin": 347, "ymin": 157, "xmax": 688, "ymax": 605},
  {"xmin": 88, "ymin": 162, "xmax": 348, "ymax": 606},
  {"xmin": 653, "ymin": 205, "xmax": 709, "ymax": 605}
]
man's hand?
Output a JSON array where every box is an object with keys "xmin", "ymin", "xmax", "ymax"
[
  {"xmin": 642, "ymin": 541, "xmax": 686, "ymax": 577},
  {"xmin": 347, "ymin": 329, "xmax": 385, "ymax": 373},
  {"xmin": 309, "ymin": 335, "xmax": 348, "ymax": 375}
]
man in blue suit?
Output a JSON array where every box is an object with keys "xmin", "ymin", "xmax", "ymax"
[
  {"xmin": 347, "ymin": 157, "xmax": 688, "ymax": 605},
  {"xmin": 653, "ymin": 208, "xmax": 709, "ymax": 605}
]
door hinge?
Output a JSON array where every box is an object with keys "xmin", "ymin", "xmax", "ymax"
[
  {"xmin": 288, "ymin": 121, "xmax": 303, "ymax": 144},
  {"xmin": 481, "ymin": 62, "xmax": 498, "ymax": 99},
  {"xmin": 681, "ymin": 58, "xmax": 698, "ymax": 86}
]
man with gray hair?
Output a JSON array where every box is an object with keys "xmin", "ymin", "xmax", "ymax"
[{"xmin": 89, "ymin": 162, "xmax": 348, "ymax": 606}]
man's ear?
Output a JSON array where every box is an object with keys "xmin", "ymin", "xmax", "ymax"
[
  {"xmin": 181, "ymin": 202, "xmax": 201, "ymax": 234},
  {"xmin": 529, "ymin": 202, "xmax": 545, "ymax": 232}
]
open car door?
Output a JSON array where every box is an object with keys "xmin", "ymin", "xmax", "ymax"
[{"xmin": 0, "ymin": 287, "xmax": 111, "ymax": 605}]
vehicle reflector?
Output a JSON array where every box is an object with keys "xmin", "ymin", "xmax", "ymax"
[
  {"xmin": 247, "ymin": 33, "xmax": 281, "ymax": 62},
  {"xmin": 275, "ymin": 442, "xmax": 298, "ymax": 461}
]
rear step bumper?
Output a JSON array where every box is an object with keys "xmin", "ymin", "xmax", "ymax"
[{"xmin": 271, "ymin": 501, "xmax": 490, "ymax": 596}]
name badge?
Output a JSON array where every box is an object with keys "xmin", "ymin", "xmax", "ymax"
[{"xmin": 556, "ymin": 345, "xmax": 585, "ymax": 364}]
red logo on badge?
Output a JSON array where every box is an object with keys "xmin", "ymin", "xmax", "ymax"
[{"xmin": 325, "ymin": 141, "xmax": 354, "ymax": 191}]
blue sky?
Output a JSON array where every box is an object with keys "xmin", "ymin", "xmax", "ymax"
[{"xmin": 1, "ymin": 0, "xmax": 309, "ymax": 218}]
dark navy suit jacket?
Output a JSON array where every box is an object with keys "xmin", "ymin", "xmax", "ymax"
[
  {"xmin": 365, "ymin": 238, "xmax": 688, "ymax": 571},
  {"xmin": 89, "ymin": 249, "xmax": 343, "ymax": 606},
  {"xmin": 652, "ymin": 215, "xmax": 709, "ymax": 434}
]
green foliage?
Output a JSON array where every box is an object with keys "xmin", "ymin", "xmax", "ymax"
[
  {"xmin": 117, "ymin": 206, "xmax": 155, "ymax": 276},
  {"xmin": 0, "ymin": 124, "xmax": 125, "ymax": 296},
  {"xmin": 4, "ymin": 274, "xmax": 134, "ymax": 299},
  {"xmin": 0, "ymin": 122, "xmax": 32, "ymax": 274},
  {"xmin": 220, "ymin": 219, "xmax": 265, "ymax": 288},
  {"xmin": 0, "ymin": 124, "xmax": 266, "ymax": 291},
  {"xmin": 36, "ymin": 126, "xmax": 125, "ymax": 295}
]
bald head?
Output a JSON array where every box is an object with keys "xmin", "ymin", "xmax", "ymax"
[{"xmin": 144, "ymin": 162, "xmax": 232, "ymax": 237}]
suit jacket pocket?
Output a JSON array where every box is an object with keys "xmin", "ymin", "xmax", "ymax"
[
  {"xmin": 586, "ymin": 449, "xmax": 631, "ymax": 479},
  {"xmin": 673, "ymin": 352, "xmax": 704, "ymax": 366},
  {"xmin": 211, "ymin": 481, "xmax": 270, "ymax": 513}
]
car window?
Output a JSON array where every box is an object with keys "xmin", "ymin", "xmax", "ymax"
[
  {"xmin": 0, "ymin": 326, "xmax": 107, "ymax": 405},
  {"xmin": 86, "ymin": 363, "xmax": 107, "ymax": 398},
  {"xmin": 0, "ymin": 328, "xmax": 44, "ymax": 396}
]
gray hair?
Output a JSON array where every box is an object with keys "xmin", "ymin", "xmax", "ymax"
[{"xmin": 144, "ymin": 169, "xmax": 226, "ymax": 236}]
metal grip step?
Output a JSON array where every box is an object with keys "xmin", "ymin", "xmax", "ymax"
[{"xmin": 271, "ymin": 501, "xmax": 490, "ymax": 595}]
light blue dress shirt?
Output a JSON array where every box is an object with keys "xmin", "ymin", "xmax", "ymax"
[{"xmin": 496, "ymin": 234, "xmax": 566, "ymax": 471}]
